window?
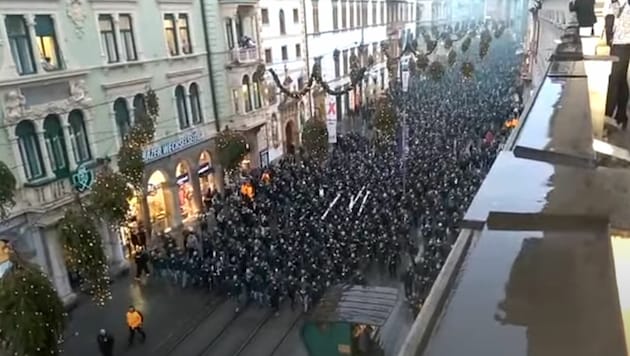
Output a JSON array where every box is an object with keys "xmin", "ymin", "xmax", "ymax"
[
  {"xmin": 355, "ymin": 0, "xmax": 360, "ymax": 27},
  {"xmin": 119, "ymin": 14, "xmax": 137, "ymax": 61},
  {"xmin": 164, "ymin": 14, "xmax": 178, "ymax": 55},
  {"xmin": 380, "ymin": 1, "xmax": 385, "ymax": 24},
  {"xmin": 342, "ymin": 50, "xmax": 348, "ymax": 76},
  {"xmin": 175, "ymin": 85, "xmax": 190, "ymax": 129},
  {"xmin": 232, "ymin": 89, "xmax": 240, "ymax": 113},
  {"xmin": 372, "ymin": 1, "xmax": 377, "ymax": 25},
  {"xmin": 332, "ymin": 0, "xmax": 339, "ymax": 30},
  {"xmin": 242, "ymin": 75, "xmax": 252, "ymax": 112},
  {"xmin": 178, "ymin": 14, "xmax": 192, "ymax": 54},
  {"xmin": 279, "ymin": 10, "xmax": 286, "ymax": 35},
  {"xmin": 261, "ymin": 8, "xmax": 269, "ymax": 24},
  {"xmin": 293, "ymin": 8, "xmax": 299, "ymax": 23},
  {"xmin": 190, "ymin": 83, "xmax": 203, "ymax": 124},
  {"xmin": 349, "ymin": 0, "xmax": 354, "ymax": 28},
  {"xmin": 114, "ymin": 98, "xmax": 131, "ymax": 139},
  {"xmin": 341, "ymin": 0, "xmax": 347, "ymax": 29},
  {"xmin": 225, "ymin": 19, "xmax": 235, "ymax": 49},
  {"xmin": 362, "ymin": 1, "xmax": 368, "ymax": 25},
  {"xmin": 68, "ymin": 110, "xmax": 92, "ymax": 164},
  {"xmin": 334, "ymin": 51, "xmax": 340, "ymax": 78},
  {"xmin": 281, "ymin": 45, "xmax": 288, "ymax": 60},
  {"xmin": 265, "ymin": 48, "xmax": 272, "ymax": 63},
  {"xmin": 43, "ymin": 114, "xmax": 69, "ymax": 178},
  {"xmin": 5, "ymin": 15, "xmax": 36, "ymax": 75},
  {"xmin": 133, "ymin": 93, "xmax": 146, "ymax": 120},
  {"xmin": 16, "ymin": 120, "xmax": 44, "ymax": 180},
  {"xmin": 295, "ymin": 44, "xmax": 301, "ymax": 58},
  {"xmin": 312, "ymin": 0, "xmax": 320, "ymax": 33},
  {"xmin": 298, "ymin": 77, "xmax": 305, "ymax": 89},
  {"xmin": 34, "ymin": 15, "xmax": 62, "ymax": 71},
  {"xmin": 252, "ymin": 81, "xmax": 262, "ymax": 109},
  {"xmin": 98, "ymin": 15, "xmax": 118, "ymax": 63},
  {"xmin": 372, "ymin": 42, "xmax": 378, "ymax": 59}
]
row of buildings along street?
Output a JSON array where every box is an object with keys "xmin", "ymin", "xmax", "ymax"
[{"xmin": 0, "ymin": 0, "xmax": 466, "ymax": 306}]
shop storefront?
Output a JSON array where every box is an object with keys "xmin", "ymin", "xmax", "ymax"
[{"xmin": 120, "ymin": 129, "xmax": 220, "ymax": 242}]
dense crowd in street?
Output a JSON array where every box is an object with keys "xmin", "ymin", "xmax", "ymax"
[{"xmin": 134, "ymin": 36, "xmax": 522, "ymax": 315}]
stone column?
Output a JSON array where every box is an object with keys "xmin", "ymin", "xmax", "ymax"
[
  {"xmin": 246, "ymin": 130, "xmax": 260, "ymax": 168},
  {"xmin": 139, "ymin": 191, "xmax": 152, "ymax": 235},
  {"xmin": 9, "ymin": 137, "xmax": 27, "ymax": 183},
  {"xmin": 100, "ymin": 221, "xmax": 128, "ymax": 276},
  {"xmin": 164, "ymin": 182, "xmax": 183, "ymax": 228},
  {"xmin": 189, "ymin": 170, "xmax": 204, "ymax": 214},
  {"xmin": 36, "ymin": 129, "xmax": 54, "ymax": 179},
  {"xmin": 41, "ymin": 227, "xmax": 77, "ymax": 307},
  {"xmin": 62, "ymin": 124, "xmax": 77, "ymax": 171}
]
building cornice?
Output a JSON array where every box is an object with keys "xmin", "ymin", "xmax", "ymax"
[{"xmin": 0, "ymin": 69, "xmax": 90, "ymax": 88}]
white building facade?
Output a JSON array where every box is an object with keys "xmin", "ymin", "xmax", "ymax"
[
  {"xmin": 259, "ymin": 0, "xmax": 309, "ymax": 162},
  {"xmin": 302, "ymin": 0, "xmax": 418, "ymax": 123}
]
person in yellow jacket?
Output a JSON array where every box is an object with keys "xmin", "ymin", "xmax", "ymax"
[{"xmin": 126, "ymin": 305, "xmax": 146, "ymax": 346}]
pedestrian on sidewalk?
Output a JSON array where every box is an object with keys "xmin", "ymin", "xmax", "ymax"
[
  {"xmin": 97, "ymin": 329, "xmax": 115, "ymax": 356},
  {"xmin": 133, "ymin": 246, "xmax": 150, "ymax": 281},
  {"xmin": 126, "ymin": 305, "xmax": 146, "ymax": 346}
]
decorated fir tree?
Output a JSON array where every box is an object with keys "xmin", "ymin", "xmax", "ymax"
[
  {"xmin": 88, "ymin": 170, "xmax": 132, "ymax": 226},
  {"xmin": 301, "ymin": 118, "xmax": 328, "ymax": 161},
  {"xmin": 216, "ymin": 127, "xmax": 249, "ymax": 172},
  {"xmin": 374, "ymin": 98, "xmax": 397, "ymax": 143},
  {"xmin": 0, "ymin": 240, "xmax": 66, "ymax": 356},
  {"xmin": 59, "ymin": 208, "xmax": 111, "ymax": 305},
  {"xmin": 0, "ymin": 161, "xmax": 16, "ymax": 220}
]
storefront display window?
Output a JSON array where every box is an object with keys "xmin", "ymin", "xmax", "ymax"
[
  {"xmin": 147, "ymin": 170, "xmax": 168, "ymax": 232},
  {"xmin": 176, "ymin": 162, "xmax": 195, "ymax": 220},
  {"xmin": 198, "ymin": 151, "xmax": 214, "ymax": 195}
]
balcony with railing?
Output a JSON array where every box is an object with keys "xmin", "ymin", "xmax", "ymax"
[{"xmin": 230, "ymin": 45, "xmax": 260, "ymax": 64}]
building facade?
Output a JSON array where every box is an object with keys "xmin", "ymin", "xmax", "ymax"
[
  {"xmin": 201, "ymin": 0, "xmax": 272, "ymax": 170},
  {"xmin": 0, "ymin": 0, "xmax": 220, "ymax": 304},
  {"xmin": 302, "ymin": 0, "xmax": 418, "ymax": 123},
  {"xmin": 259, "ymin": 0, "xmax": 309, "ymax": 162}
]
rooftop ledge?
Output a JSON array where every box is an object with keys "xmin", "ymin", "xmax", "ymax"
[{"xmin": 399, "ymin": 18, "xmax": 630, "ymax": 356}]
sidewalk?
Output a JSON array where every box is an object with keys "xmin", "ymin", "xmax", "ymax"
[{"xmin": 61, "ymin": 276, "xmax": 216, "ymax": 356}]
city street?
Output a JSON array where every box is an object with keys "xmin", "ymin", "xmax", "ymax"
[{"xmin": 61, "ymin": 277, "xmax": 217, "ymax": 356}]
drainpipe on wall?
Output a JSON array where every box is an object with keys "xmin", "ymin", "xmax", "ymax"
[
  {"xmin": 200, "ymin": 0, "xmax": 221, "ymax": 133},
  {"xmin": 200, "ymin": 0, "xmax": 225, "ymax": 192}
]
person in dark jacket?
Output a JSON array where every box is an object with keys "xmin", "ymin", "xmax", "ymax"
[
  {"xmin": 97, "ymin": 329, "xmax": 114, "ymax": 356},
  {"xmin": 570, "ymin": 0, "xmax": 597, "ymax": 35}
]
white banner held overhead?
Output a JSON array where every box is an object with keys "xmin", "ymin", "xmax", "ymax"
[{"xmin": 326, "ymin": 96, "xmax": 338, "ymax": 144}]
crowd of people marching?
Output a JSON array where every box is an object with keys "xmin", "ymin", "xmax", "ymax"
[{"xmin": 130, "ymin": 35, "xmax": 522, "ymax": 316}]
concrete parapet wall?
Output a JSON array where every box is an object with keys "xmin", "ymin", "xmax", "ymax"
[{"xmin": 397, "ymin": 228, "xmax": 476, "ymax": 356}]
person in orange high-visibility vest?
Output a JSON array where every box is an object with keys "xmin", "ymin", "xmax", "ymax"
[
  {"xmin": 126, "ymin": 305, "xmax": 146, "ymax": 346},
  {"xmin": 240, "ymin": 182, "xmax": 254, "ymax": 200}
]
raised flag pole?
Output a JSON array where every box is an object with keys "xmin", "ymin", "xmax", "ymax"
[
  {"xmin": 321, "ymin": 193, "xmax": 341, "ymax": 220},
  {"xmin": 358, "ymin": 191, "xmax": 371, "ymax": 216},
  {"xmin": 349, "ymin": 185, "xmax": 366, "ymax": 211}
]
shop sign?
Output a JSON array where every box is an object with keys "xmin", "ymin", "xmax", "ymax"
[
  {"xmin": 143, "ymin": 130, "xmax": 204, "ymax": 163},
  {"xmin": 71, "ymin": 164, "xmax": 94, "ymax": 193}
]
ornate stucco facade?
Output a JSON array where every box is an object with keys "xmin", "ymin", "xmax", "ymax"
[{"xmin": 0, "ymin": 0, "xmax": 221, "ymax": 305}]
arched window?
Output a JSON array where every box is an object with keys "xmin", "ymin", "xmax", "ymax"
[
  {"xmin": 133, "ymin": 93, "xmax": 146, "ymax": 120},
  {"xmin": 242, "ymin": 75, "xmax": 253, "ymax": 112},
  {"xmin": 252, "ymin": 81, "xmax": 262, "ymax": 109},
  {"xmin": 43, "ymin": 114, "xmax": 69, "ymax": 178},
  {"xmin": 175, "ymin": 85, "xmax": 190, "ymax": 129},
  {"xmin": 279, "ymin": 10, "xmax": 286, "ymax": 35},
  {"xmin": 189, "ymin": 83, "xmax": 203, "ymax": 124},
  {"xmin": 114, "ymin": 97, "xmax": 130, "ymax": 139},
  {"xmin": 15, "ymin": 120, "xmax": 44, "ymax": 180},
  {"xmin": 68, "ymin": 110, "xmax": 92, "ymax": 164}
]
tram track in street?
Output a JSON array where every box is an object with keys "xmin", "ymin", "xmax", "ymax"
[{"xmin": 234, "ymin": 306, "xmax": 304, "ymax": 356}]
